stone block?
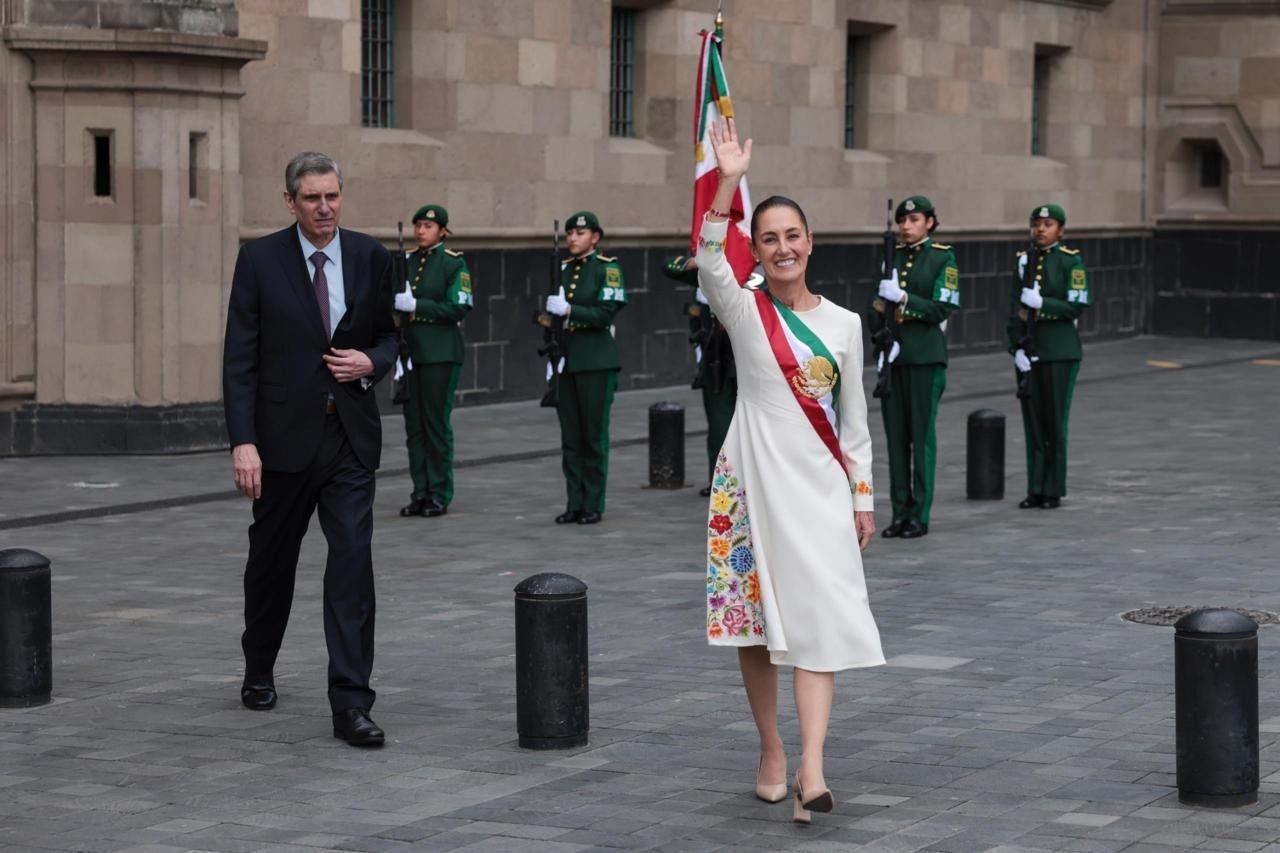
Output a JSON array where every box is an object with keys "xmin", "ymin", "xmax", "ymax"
[
  {"xmin": 455, "ymin": 83, "xmax": 533, "ymax": 134},
  {"xmin": 518, "ymin": 39, "xmax": 558, "ymax": 88},
  {"xmin": 1172, "ymin": 57, "xmax": 1241, "ymax": 99},
  {"xmin": 65, "ymin": 223, "xmax": 134, "ymax": 287}
]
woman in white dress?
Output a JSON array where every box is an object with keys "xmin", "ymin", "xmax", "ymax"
[{"xmin": 698, "ymin": 119, "xmax": 884, "ymax": 823}]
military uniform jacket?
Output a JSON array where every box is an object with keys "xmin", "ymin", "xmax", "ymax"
[
  {"xmin": 868, "ymin": 238, "xmax": 960, "ymax": 366},
  {"xmin": 1005, "ymin": 244, "xmax": 1089, "ymax": 362},
  {"xmin": 405, "ymin": 243, "xmax": 473, "ymax": 365},
  {"xmin": 561, "ymin": 250, "xmax": 627, "ymax": 373}
]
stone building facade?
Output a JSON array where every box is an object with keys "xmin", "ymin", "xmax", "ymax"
[{"xmin": 0, "ymin": 0, "xmax": 1275, "ymax": 453}]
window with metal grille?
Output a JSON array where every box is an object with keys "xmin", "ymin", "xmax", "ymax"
[
  {"xmin": 844, "ymin": 34, "xmax": 862, "ymax": 149},
  {"xmin": 1031, "ymin": 54, "xmax": 1050, "ymax": 156},
  {"xmin": 610, "ymin": 7, "xmax": 636, "ymax": 138},
  {"xmin": 361, "ymin": 0, "xmax": 395, "ymax": 128},
  {"xmin": 1200, "ymin": 146, "xmax": 1224, "ymax": 188}
]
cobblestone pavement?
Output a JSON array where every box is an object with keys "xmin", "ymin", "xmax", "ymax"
[{"xmin": 2, "ymin": 336, "xmax": 1280, "ymax": 853}]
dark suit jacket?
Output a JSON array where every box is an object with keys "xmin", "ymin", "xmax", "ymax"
[{"xmin": 223, "ymin": 225, "xmax": 398, "ymax": 473}]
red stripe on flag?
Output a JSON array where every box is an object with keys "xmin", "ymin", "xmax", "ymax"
[{"xmin": 753, "ymin": 291, "xmax": 848, "ymax": 479}]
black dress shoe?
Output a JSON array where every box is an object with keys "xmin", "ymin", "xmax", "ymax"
[
  {"xmin": 555, "ymin": 509, "xmax": 581, "ymax": 524},
  {"xmin": 1040, "ymin": 497, "xmax": 1061, "ymax": 509},
  {"xmin": 577, "ymin": 511, "xmax": 603, "ymax": 525},
  {"xmin": 699, "ymin": 485, "xmax": 712, "ymax": 497},
  {"xmin": 881, "ymin": 519, "xmax": 908, "ymax": 538},
  {"xmin": 900, "ymin": 520, "xmax": 928, "ymax": 538},
  {"xmin": 333, "ymin": 708, "xmax": 385, "ymax": 747},
  {"xmin": 241, "ymin": 675, "xmax": 276, "ymax": 711},
  {"xmin": 1018, "ymin": 494, "xmax": 1043, "ymax": 509},
  {"xmin": 399, "ymin": 499, "xmax": 426, "ymax": 517},
  {"xmin": 421, "ymin": 500, "xmax": 448, "ymax": 518}
]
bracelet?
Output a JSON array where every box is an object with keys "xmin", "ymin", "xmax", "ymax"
[{"xmin": 707, "ymin": 206, "xmax": 730, "ymax": 219}]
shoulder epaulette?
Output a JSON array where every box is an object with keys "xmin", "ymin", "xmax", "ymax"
[
  {"xmin": 931, "ymin": 242, "xmax": 952, "ymax": 251},
  {"xmin": 1057, "ymin": 246, "xmax": 1080, "ymax": 256},
  {"xmin": 444, "ymin": 248, "xmax": 464, "ymax": 257},
  {"xmin": 597, "ymin": 254, "xmax": 618, "ymax": 263}
]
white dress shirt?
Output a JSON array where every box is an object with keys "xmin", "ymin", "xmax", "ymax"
[{"xmin": 297, "ymin": 226, "xmax": 346, "ymax": 338}]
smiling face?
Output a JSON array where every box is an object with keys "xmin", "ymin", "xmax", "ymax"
[
  {"xmin": 897, "ymin": 211, "xmax": 933, "ymax": 245},
  {"xmin": 752, "ymin": 206, "xmax": 812, "ymax": 288},
  {"xmin": 284, "ymin": 171, "xmax": 342, "ymax": 247},
  {"xmin": 1031, "ymin": 217, "xmax": 1064, "ymax": 248},
  {"xmin": 414, "ymin": 219, "xmax": 445, "ymax": 249},
  {"xmin": 565, "ymin": 226, "xmax": 600, "ymax": 257}
]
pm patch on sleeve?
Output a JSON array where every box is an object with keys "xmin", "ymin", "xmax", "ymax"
[{"xmin": 602, "ymin": 266, "xmax": 626, "ymax": 301}]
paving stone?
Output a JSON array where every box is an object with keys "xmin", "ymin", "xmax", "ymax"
[{"xmin": 2, "ymin": 337, "xmax": 1280, "ymax": 851}]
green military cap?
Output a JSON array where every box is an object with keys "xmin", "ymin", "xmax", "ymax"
[
  {"xmin": 1029, "ymin": 203, "xmax": 1066, "ymax": 225},
  {"xmin": 895, "ymin": 195, "xmax": 935, "ymax": 220},
  {"xmin": 565, "ymin": 210, "xmax": 603, "ymax": 236},
  {"xmin": 412, "ymin": 204, "xmax": 450, "ymax": 229},
  {"xmin": 661, "ymin": 255, "xmax": 698, "ymax": 286}
]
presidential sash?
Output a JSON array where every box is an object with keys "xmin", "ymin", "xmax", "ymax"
[{"xmin": 753, "ymin": 290, "xmax": 847, "ymax": 479}]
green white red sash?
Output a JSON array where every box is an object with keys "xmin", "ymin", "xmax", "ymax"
[{"xmin": 753, "ymin": 290, "xmax": 846, "ymax": 479}]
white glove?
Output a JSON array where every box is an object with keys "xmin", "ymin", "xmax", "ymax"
[
  {"xmin": 878, "ymin": 268, "xmax": 905, "ymax": 304},
  {"xmin": 545, "ymin": 361, "xmax": 553, "ymax": 383},
  {"xmin": 695, "ymin": 287, "xmax": 709, "ymax": 305},
  {"xmin": 1014, "ymin": 349, "xmax": 1032, "ymax": 373},
  {"xmin": 393, "ymin": 355, "xmax": 412, "ymax": 381},
  {"xmin": 695, "ymin": 345, "xmax": 703, "ymax": 364},
  {"xmin": 546, "ymin": 286, "xmax": 569, "ymax": 317},
  {"xmin": 875, "ymin": 343, "xmax": 900, "ymax": 372},
  {"xmin": 557, "ymin": 356, "xmax": 566, "ymax": 374},
  {"xmin": 1017, "ymin": 254, "xmax": 1027, "ymax": 279},
  {"xmin": 393, "ymin": 284, "xmax": 416, "ymax": 313},
  {"xmin": 1020, "ymin": 286, "xmax": 1043, "ymax": 310}
]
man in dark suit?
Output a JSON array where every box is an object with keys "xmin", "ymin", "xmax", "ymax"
[{"xmin": 223, "ymin": 151, "xmax": 398, "ymax": 746}]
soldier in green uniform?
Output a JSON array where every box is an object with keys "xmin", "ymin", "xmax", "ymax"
[
  {"xmin": 543, "ymin": 211, "xmax": 627, "ymax": 525},
  {"xmin": 868, "ymin": 195, "xmax": 960, "ymax": 539},
  {"xmin": 1008, "ymin": 204, "xmax": 1089, "ymax": 510},
  {"xmin": 661, "ymin": 255, "xmax": 738, "ymax": 496},
  {"xmin": 392, "ymin": 204, "xmax": 473, "ymax": 518}
]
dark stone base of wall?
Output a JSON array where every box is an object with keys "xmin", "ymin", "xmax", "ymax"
[
  {"xmin": 0, "ymin": 402, "xmax": 227, "ymax": 456},
  {"xmin": 1151, "ymin": 228, "xmax": 1280, "ymax": 340},
  {"xmin": 2, "ymin": 233, "xmax": 1153, "ymax": 454}
]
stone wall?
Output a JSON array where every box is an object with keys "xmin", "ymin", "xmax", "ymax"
[
  {"xmin": 23, "ymin": 0, "xmax": 239, "ymax": 36},
  {"xmin": 235, "ymin": 0, "xmax": 1153, "ymax": 239}
]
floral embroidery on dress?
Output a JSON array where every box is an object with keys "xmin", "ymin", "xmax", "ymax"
[
  {"xmin": 707, "ymin": 451, "xmax": 766, "ymax": 643},
  {"xmin": 854, "ymin": 480, "xmax": 872, "ymax": 496}
]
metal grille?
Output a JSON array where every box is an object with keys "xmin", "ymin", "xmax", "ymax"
[
  {"xmin": 844, "ymin": 34, "xmax": 859, "ymax": 149},
  {"xmin": 609, "ymin": 7, "xmax": 636, "ymax": 138},
  {"xmin": 361, "ymin": 0, "xmax": 395, "ymax": 128},
  {"xmin": 1031, "ymin": 55, "xmax": 1049, "ymax": 156}
]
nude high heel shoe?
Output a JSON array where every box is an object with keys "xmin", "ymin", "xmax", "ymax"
[
  {"xmin": 754, "ymin": 757, "xmax": 787, "ymax": 803},
  {"xmin": 792, "ymin": 776, "xmax": 834, "ymax": 824}
]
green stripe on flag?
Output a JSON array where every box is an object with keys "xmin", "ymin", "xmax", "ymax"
[{"xmin": 769, "ymin": 295, "xmax": 841, "ymax": 405}]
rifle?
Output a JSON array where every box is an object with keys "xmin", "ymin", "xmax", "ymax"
[
  {"xmin": 1016, "ymin": 239, "xmax": 1038, "ymax": 400},
  {"xmin": 870, "ymin": 198, "xmax": 897, "ymax": 399},
  {"xmin": 391, "ymin": 221, "xmax": 412, "ymax": 406},
  {"xmin": 536, "ymin": 220, "xmax": 564, "ymax": 408}
]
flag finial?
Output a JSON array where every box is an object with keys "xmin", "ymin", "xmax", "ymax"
[{"xmin": 715, "ymin": 1, "xmax": 723, "ymax": 32}]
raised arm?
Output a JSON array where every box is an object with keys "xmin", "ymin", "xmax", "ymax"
[{"xmin": 695, "ymin": 119, "xmax": 755, "ymax": 331}]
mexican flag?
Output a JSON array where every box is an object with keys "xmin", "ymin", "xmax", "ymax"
[{"xmin": 690, "ymin": 19, "xmax": 754, "ymax": 284}]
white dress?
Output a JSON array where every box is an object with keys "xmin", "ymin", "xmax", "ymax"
[{"xmin": 697, "ymin": 218, "xmax": 885, "ymax": 672}]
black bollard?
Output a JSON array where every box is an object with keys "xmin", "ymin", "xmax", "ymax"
[
  {"xmin": 514, "ymin": 572, "xmax": 588, "ymax": 749},
  {"xmin": 648, "ymin": 402, "xmax": 685, "ymax": 489},
  {"xmin": 0, "ymin": 548, "xmax": 52, "ymax": 708},
  {"xmin": 1175, "ymin": 608, "xmax": 1259, "ymax": 807},
  {"xmin": 966, "ymin": 409, "xmax": 1005, "ymax": 500}
]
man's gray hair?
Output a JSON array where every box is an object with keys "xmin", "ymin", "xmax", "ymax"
[{"xmin": 285, "ymin": 151, "xmax": 343, "ymax": 198}]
